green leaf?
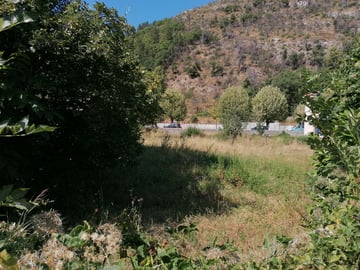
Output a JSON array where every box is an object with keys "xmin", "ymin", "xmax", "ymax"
[
  {"xmin": 137, "ymin": 245, "xmax": 145, "ymax": 258},
  {"xmin": 0, "ymin": 10, "xmax": 35, "ymax": 32},
  {"xmin": 24, "ymin": 125, "xmax": 57, "ymax": 135},
  {"xmin": 0, "ymin": 185, "xmax": 13, "ymax": 201},
  {"xmin": 0, "ymin": 120, "xmax": 10, "ymax": 129},
  {"xmin": 9, "ymin": 187, "xmax": 29, "ymax": 201},
  {"xmin": 157, "ymin": 247, "xmax": 167, "ymax": 258},
  {"xmin": 0, "ymin": 116, "xmax": 57, "ymax": 137},
  {"xmin": 0, "ymin": 185, "xmax": 33, "ymax": 211},
  {"xmin": 329, "ymin": 254, "xmax": 342, "ymax": 263},
  {"xmin": 0, "ymin": 250, "xmax": 19, "ymax": 270},
  {"xmin": 69, "ymin": 221, "xmax": 91, "ymax": 237},
  {"xmin": 8, "ymin": 198, "xmax": 33, "ymax": 211},
  {"xmin": 59, "ymin": 221, "xmax": 91, "ymax": 248}
]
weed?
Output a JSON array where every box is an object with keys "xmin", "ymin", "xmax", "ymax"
[
  {"xmin": 274, "ymin": 131, "xmax": 294, "ymax": 144},
  {"xmin": 181, "ymin": 126, "xmax": 203, "ymax": 137}
]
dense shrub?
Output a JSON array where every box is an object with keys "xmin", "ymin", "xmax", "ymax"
[
  {"xmin": 181, "ymin": 127, "xmax": 203, "ymax": 137},
  {"xmin": 0, "ymin": 0, "xmax": 160, "ymax": 220}
]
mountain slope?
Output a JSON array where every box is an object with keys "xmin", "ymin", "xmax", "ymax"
[{"xmin": 133, "ymin": 0, "xmax": 360, "ymax": 117}]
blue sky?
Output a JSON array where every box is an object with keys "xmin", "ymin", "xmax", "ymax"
[{"xmin": 85, "ymin": 0, "xmax": 215, "ymax": 28}]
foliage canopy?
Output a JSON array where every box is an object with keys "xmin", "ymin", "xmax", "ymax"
[
  {"xmin": 132, "ymin": 16, "xmax": 217, "ymax": 74},
  {"xmin": 269, "ymin": 69, "xmax": 308, "ymax": 113},
  {"xmin": 218, "ymin": 86, "xmax": 250, "ymax": 137},
  {"xmin": 252, "ymin": 85, "xmax": 288, "ymax": 126},
  {"xmin": 293, "ymin": 37, "xmax": 360, "ymax": 269},
  {"xmin": 0, "ymin": 0, "xmax": 161, "ymax": 217},
  {"xmin": 160, "ymin": 88, "xmax": 187, "ymax": 123}
]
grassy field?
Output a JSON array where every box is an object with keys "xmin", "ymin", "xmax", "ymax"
[{"xmin": 118, "ymin": 130, "xmax": 314, "ymax": 263}]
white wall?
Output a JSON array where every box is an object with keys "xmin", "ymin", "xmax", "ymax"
[{"xmin": 304, "ymin": 105, "xmax": 315, "ymax": 135}]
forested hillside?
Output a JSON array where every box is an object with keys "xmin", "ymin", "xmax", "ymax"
[{"xmin": 133, "ymin": 0, "xmax": 360, "ymax": 116}]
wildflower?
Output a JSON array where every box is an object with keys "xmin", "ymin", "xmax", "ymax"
[
  {"xmin": 81, "ymin": 232, "xmax": 90, "ymax": 241},
  {"xmin": 40, "ymin": 237, "xmax": 75, "ymax": 269}
]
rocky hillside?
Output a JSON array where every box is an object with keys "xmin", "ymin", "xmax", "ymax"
[{"xmin": 133, "ymin": 0, "xmax": 360, "ymax": 116}]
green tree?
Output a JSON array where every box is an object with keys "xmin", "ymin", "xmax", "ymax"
[
  {"xmin": 0, "ymin": 0, "xmax": 158, "ymax": 218},
  {"xmin": 252, "ymin": 85, "xmax": 288, "ymax": 127},
  {"xmin": 133, "ymin": 18, "xmax": 186, "ymax": 70},
  {"xmin": 141, "ymin": 66, "xmax": 166, "ymax": 125},
  {"xmin": 270, "ymin": 69, "xmax": 307, "ymax": 113},
  {"xmin": 160, "ymin": 88, "xmax": 187, "ymax": 123},
  {"xmin": 294, "ymin": 37, "xmax": 360, "ymax": 269},
  {"xmin": 324, "ymin": 46, "xmax": 345, "ymax": 70},
  {"xmin": 132, "ymin": 17, "xmax": 216, "ymax": 72},
  {"xmin": 218, "ymin": 86, "xmax": 250, "ymax": 138},
  {"xmin": 0, "ymin": 1, "xmax": 60, "ymax": 186}
]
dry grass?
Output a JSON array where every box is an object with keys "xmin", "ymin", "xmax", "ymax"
[
  {"xmin": 193, "ymin": 193, "xmax": 308, "ymax": 262},
  {"xmin": 144, "ymin": 130, "xmax": 312, "ymax": 168},
  {"xmin": 142, "ymin": 130, "xmax": 313, "ymax": 262}
]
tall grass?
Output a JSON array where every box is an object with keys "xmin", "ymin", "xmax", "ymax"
[
  {"xmin": 117, "ymin": 130, "xmax": 313, "ymax": 262},
  {"xmin": 5, "ymin": 130, "xmax": 314, "ymax": 267}
]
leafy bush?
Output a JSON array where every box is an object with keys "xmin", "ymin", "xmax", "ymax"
[
  {"xmin": 274, "ymin": 131, "xmax": 293, "ymax": 144},
  {"xmin": 197, "ymin": 110, "xmax": 210, "ymax": 117},
  {"xmin": 181, "ymin": 127, "xmax": 203, "ymax": 137},
  {"xmin": 222, "ymin": 4, "xmax": 240, "ymax": 14},
  {"xmin": 1, "ymin": 0, "xmax": 157, "ymax": 220},
  {"xmin": 210, "ymin": 62, "xmax": 224, "ymax": 77},
  {"xmin": 301, "ymin": 41, "xmax": 360, "ymax": 265},
  {"xmin": 185, "ymin": 62, "xmax": 201, "ymax": 78},
  {"xmin": 296, "ymin": 136, "xmax": 309, "ymax": 144},
  {"xmin": 190, "ymin": 115, "xmax": 199, "ymax": 123},
  {"xmin": 240, "ymin": 12, "xmax": 259, "ymax": 24}
]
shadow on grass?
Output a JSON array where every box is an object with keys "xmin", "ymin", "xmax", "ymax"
[{"xmin": 105, "ymin": 144, "xmax": 239, "ymax": 224}]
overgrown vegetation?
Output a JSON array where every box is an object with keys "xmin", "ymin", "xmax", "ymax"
[
  {"xmin": 1, "ymin": 131, "xmax": 313, "ymax": 268},
  {"xmin": 245, "ymin": 37, "xmax": 360, "ymax": 269},
  {"xmin": 181, "ymin": 127, "xmax": 203, "ymax": 137},
  {"xmin": 1, "ymin": 0, "xmax": 360, "ymax": 268},
  {"xmin": 0, "ymin": 0, "xmax": 159, "ymax": 219}
]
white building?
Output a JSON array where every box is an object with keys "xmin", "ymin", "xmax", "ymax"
[{"xmin": 304, "ymin": 105, "xmax": 316, "ymax": 135}]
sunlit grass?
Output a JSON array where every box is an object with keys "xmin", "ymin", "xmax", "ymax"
[
  {"xmin": 133, "ymin": 130, "xmax": 313, "ymax": 262},
  {"xmin": 11, "ymin": 130, "xmax": 314, "ymax": 267}
]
